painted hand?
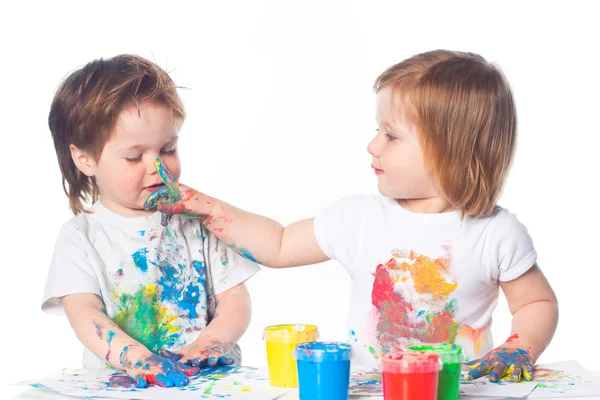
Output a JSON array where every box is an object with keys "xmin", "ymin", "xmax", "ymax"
[
  {"xmin": 162, "ymin": 338, "xmax": 235, "ymax": 368},
  {"xmin": 463, "ymin": 335, "xmax": 534, "ymax": 382},
  {"xmin": 119, "ymin": 345, "xmax": 201, "ymax": 388},
  {"xmin": 144, "ymin": 158, "xmax": 212, "ymax": 226}
]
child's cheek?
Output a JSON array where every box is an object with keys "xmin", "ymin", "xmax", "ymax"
[{"xmin": 165, "ymin": 158, "xmax": 182, "ymax": 181}]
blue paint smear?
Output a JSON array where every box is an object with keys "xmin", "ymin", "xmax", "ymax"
[
  {"xmin": 132, "ymin": 248, "xmax": 149, "ymax": 273},
  {"xmin": 151, "ymin": 259, "xmax": 207, "ymax": 322},
  {"xmin": 30, "ymin": 383, "xmax": 49, "ymax": 389},
  {"xmin": 107, "ymin": 330, "xmax": 116, "ymax": 346},
  {"xmin": 230, "ymin": 244, "xmax": 260, "ymax": 263}
]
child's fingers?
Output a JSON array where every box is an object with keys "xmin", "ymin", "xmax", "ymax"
[
  {"xmin": 175, "ymin": 362, "xmax": 202, "ymax": 376},
  {"xmin": 463, "ymin": 358, "xmax": 483, "ymax": 369},
  {"xmin": 154, "ymin": 158, "xmax": 180, "ymax": 195},
  {"xmin": 158, "ymin": 201, "xmax": 187, "ymax": 214},
  {"xmin": 155, "ymin": 373, "xmax": 174, "ymax": 388},
  {"xmin": 509, "ymin": 364, "xmax": 523, "ymax": 382},
  {"xmin": 523, "ymin": 364, "xmax": 534, "ymax": 381},
  {"xmin": 161, "ymin": 212, "xmax": 172, "ymax": 227},
  {"xmin": 217, "ymin": 356, "xmax": 234, "ymax": 366},
  {"xmin": 489, "ymin": 363, "xmax": 508, "ymax": 382},
  {"xmin": 134, "ymin": 374, "xmax": 148, "ymax": 388},
  {"xmin": 144, "ymin": 373, "xmax": 158, "ymax": 386},
  {"xmin": 467, "ymin": 358, "xmax": 492, "ymax": 380},
  {"xmin": 144, "ymin": 186, "xmax": 170, "ymax": 209},
  {"xmin": 187, "ymin": 357, "xmax": 208, "ymax": 368},
  {"xmin": 207, "ymin": 356, "xmax": 219, "ymax": 367},
  {"xmin": 166, "ymin": 370, "xmax": 189, "ymax": 387}
]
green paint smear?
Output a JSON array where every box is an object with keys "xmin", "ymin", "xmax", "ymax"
[
  {"xmin": 112, "ymin": 284, "xmax": 179, "ymax": 353},
  {"xmin": 203, "ymin": 381, "xmax": 216, "ymax": 395}
]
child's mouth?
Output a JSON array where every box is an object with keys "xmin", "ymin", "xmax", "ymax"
[{"xmin": 145, "ymin": 184, "xmax": 164, "ymax": 192}]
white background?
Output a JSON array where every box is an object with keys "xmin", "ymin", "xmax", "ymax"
[{"xmin": 1, "ymin": 0, "xmax": 599, "ymax": 396}]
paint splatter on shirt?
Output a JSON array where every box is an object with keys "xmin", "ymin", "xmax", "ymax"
[{"xmin": 43, "ymin": 201, "xmax": 260, "ymax": 368}]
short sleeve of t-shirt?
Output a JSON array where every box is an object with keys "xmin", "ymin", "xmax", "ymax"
[
  {"xmin": 206, "ymin": 231, "xmax": 261, "ymax": 295},
  {"xmin": 486, "ymin": 209, "xmax": 538, "ymax": 282},
  {"xmin": 42, "ymin": 225, "xmax": 101, "ymax": 315},
  {"xmin": 313, "ymin": 195, "xmax": 370, "ymax": 270}
]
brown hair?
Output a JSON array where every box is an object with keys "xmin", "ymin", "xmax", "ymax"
[
  {"xmin": 374, "ymin": 50, "xmax": 516, "ymax": 218},
  {"xmin": 48, "ymin": 54, "xmax": 185, "ymax": 214}
]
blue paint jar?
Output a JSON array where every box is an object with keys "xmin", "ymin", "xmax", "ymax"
[{"xmin": 293, "ymin": 341, "xmax": 353, "ymax": 400}]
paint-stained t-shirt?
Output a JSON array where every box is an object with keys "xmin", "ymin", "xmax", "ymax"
[
  {"xmin": 314, "ymin": 194, "xmax": 537, "ymax": 367},
  {"xmin": 42, "ymin": 201, "xmax": 260, "ymax": 368}
]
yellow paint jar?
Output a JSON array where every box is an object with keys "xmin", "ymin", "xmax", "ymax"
[{"xmin": 263, "ymin": 324, "xmax": 319, "ymax": 387}]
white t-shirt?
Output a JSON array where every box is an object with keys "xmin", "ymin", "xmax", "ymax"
[
  {"xmin": 314, "ymin": 194, "xmax": 537, "ymax": 367},
  {"xmin": 42, "ymin": 202, "xmax": 260, "ymax": 368}
]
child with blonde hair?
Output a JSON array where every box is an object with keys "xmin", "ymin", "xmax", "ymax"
[{"xmin": 146, "ymin": 50, "xmax": 558, "ymax": 382}]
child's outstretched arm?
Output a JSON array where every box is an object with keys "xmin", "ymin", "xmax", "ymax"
[
  {"xmin": 62, "ymin": 293, "xmax": 199, "ymax": 387},
  {"xmin": 145, "ymin": 159, "xmax": 329, "ymax": 268},
  {"xmin": 464, "ymin": 265, "xmax": 558, "ymax": 382},
  {"xmin": 161, "ymin": 283, "xmax": 252, "ymax": 367}
]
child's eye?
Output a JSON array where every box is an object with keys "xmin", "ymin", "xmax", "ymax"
[
  {"xmin": 126, "ymin": 155, "xmax": 142, "ymax": 163},
  {"xmin": 161, "ymin": 147, "xmax": 177, "ymax": 155},
  {"xmin": 385, "ymin": 132, "xmax": 396, "ymax": 141}
]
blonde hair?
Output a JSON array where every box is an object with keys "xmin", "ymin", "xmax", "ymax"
[
  {"xmin": 374, "ymin": 50, "xmax": 516, "ymax": 218},
  {"xmin": 48, "ymin": 54, "xmax": 186, "ymax": 214}
]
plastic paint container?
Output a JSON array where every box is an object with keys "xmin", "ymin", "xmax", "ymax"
[
  {"xmin": 293, "ymin": 342, "xmax": 353, "ymax": 400},
  {"xmin": 263, "ymin": 324, "xmax": 319, "ymax": 387},
  {"xmin": 381, "ymin": 351, "xmax": 442, "ymax": 400},
  {"xmin": 409, "ymin": 343, "xmax": 464, "ymax": 400}
]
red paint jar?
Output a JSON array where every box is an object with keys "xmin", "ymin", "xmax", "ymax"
[{"xmin": 381, "ymin": 351, "xmax": 442, "ymax": 400}]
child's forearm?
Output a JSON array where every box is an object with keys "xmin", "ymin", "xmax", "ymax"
[
  {"xmin": 202, "ymin": 198, "xmax": 285, "ymax": 266},
  {"xmin": 196, "ymin": 284, "xmax": 252, "ymax": 349},
  {"xmin": 508, "ymin": 300, "xmax": 559, "ymax": 362},
  {"xmin": 63, "ymin": 294, "xmax": 150, "ymax": 369}
]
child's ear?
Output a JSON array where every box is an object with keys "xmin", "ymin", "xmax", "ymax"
[{"xmin": 70, "ymin": 144, "xmax": 96, "ymax": 177}]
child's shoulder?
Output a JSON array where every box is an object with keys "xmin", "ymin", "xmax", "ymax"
[
  {"xmin": 478, "ymin": 206, "xmax": 534, "ymax": 252},
  {"xmin": 482, "ymin": 206, "xmax": 529, "ymax": 233},
  {"xmin": 57, "ymin": 209, "xmax": 94, "ymax": 235}
]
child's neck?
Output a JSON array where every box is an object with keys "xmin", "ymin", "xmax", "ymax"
[
  {"xmin": 397, "ymin": 197, "xmax": 454, "ymax": 214},
  {"xmin": 98, "ymin": 197, "xmax": 156, "ymax": 218}
]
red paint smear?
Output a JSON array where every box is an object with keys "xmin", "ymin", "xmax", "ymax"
[
  {"xmin": 371, "ymin": 258, "xmax": 460, "ymax": 353},
  {"xmin": 506, "ymin": 334, "xmax": 520, "ymax": 343}
]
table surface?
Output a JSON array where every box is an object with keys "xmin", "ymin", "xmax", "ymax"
[{"xmin": 8, "ymin": 370, "xmax": 600, "ymax": 400}]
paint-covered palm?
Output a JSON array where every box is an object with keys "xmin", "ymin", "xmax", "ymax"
[
  {"xmin": 144, "ymin": 158, "xmax": 213, "ymax": 226},
  {"xmin": 119, "ymin": 344, "xmax": 201, "ymax": 388},
  {"xmin": 162, "ymin": 338, "xmax": 235, "ymax": 368},
  {"xmin": 463, "ymin": 344, "xmax": 534, "ymax": 382}
]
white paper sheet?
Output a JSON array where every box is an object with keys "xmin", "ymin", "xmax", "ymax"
[
  {"xmin": 17, "ymin": 361, "xmax": 600, "ymax": 399},
  {"xmin": 19, "ymin": 366, "xmax": 292, "ymax": 400},
  {"xmin": 527, "ymin": 360, "xmax": 600, "ymax": 398}
]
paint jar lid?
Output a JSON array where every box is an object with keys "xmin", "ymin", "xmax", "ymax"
[
  {"xmin": 381, "ymin": 351, "xmax": 442, "ymax": 374},
  {"xmin": 263, "ymin": 324, "xmax": 319, "ymax": 344},
  {"xmin": 293, "ymin": 342, "xmax": 353, "ymax": 363},
  {"xmin": 408, "ymin": 343, "xmax": 465, "ymax": 364}
]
